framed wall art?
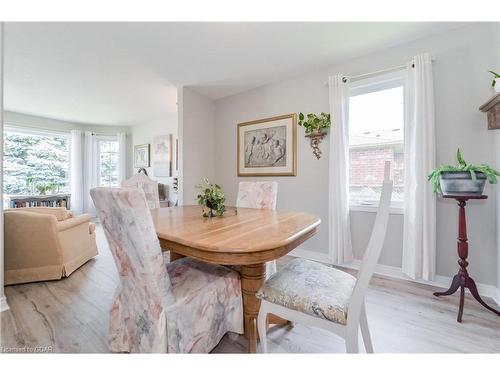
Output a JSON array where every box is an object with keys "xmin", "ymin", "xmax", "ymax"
[
  {"xmin": 134, "ymin": 143, "xmax": 150, "ymax": 168},
  {"xmin": 237, "ymin": 113, "xmax": 297, "ymax": 176},
  {"xmin": 152, "ymin": 134, "xmax": 172, "ymax": 177}
]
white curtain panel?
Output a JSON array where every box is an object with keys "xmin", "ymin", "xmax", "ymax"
[
  {"xmin": 83, "ymin": 131, "xmax": 98, "ymax": 215},
  {"xmin": 69, "ymin": 130, "xmax": 84, "ymax": 215},
  {"xmin": 328, "ymin": 75, "xmax": 353, "ymax": 264},
  {"xmin": 402, "ymin": 53, "xmax": 436, "ymax": 281},
  {"xmin": 117, "ymin": 132, "xmax": 127, "ymax": 184}
]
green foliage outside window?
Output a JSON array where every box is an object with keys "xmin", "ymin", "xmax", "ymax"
[{"xmin": 3, "ymin": 131, "xmax": 69, "ymax": 195}]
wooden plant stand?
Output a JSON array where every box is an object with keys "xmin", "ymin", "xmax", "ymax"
[{"xmin": 433, "ymin": 195, "xmax": 500, "ymax": 322}]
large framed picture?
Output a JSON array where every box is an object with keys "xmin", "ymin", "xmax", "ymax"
[
  {"xmin": 134, "ymin": 143, "xmax": 150, "ymax": 168},
  {"xmin": 237, "ymin": 113, "xmax": 297, "ymax": 176},
  {"xmin": 152, "ymin": 134, "xmax": 172, "ymax": 177}
]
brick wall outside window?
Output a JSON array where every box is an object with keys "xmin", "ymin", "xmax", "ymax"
[{"xmin": 349, "ymin": 144, "xmax": 404, "ymax": 204}]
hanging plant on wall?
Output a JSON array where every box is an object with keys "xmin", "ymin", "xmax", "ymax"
[{"xmin": 298, "ymin": 112, "xmax": 331, "ymax": 159}]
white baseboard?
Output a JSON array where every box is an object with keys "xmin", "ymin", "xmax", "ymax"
[
  {"xmin": 0, "ymin": 295, "xmax": 9, "ymax": 312},
  {"xmin": 290, "ymin": 248, "xmax": 500, "ymax": 308}
]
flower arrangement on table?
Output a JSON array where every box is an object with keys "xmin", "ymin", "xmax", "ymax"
[{"xmin": 196, "ymin": 178, "xmax": 226, "ymax": 217}]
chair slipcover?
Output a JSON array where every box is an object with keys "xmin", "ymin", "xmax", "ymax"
[{"xmin": 91, "ymin": 187, "xmax": 243, "ymax": 353}]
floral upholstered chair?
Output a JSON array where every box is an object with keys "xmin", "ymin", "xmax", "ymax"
[
  {"xmin": 236, "ymin": 181, "xmax": 278, "ymax": 210},
  {"xmin": 90, "ymin": 187, "xmax": 243, "ymax": 353},
  {"xmin": 121, "ymin": 173, "xmax": 161, "ymax": 209},
  {"xmin": 236, "ymin": 181, "xmax": 278, "ymax": 278}
]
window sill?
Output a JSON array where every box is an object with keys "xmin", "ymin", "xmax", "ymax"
[{"xmin": 349, "ymin": 205, "xmax": 404, "ymax": 215}]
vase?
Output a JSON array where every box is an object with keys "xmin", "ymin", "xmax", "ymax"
[{"xmin": 440, "ymin": 171, "xmax": 486, "ymax": 196}]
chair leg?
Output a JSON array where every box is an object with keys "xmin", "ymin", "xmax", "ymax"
[
  {"xmin": 345, "ymin": 326, "xmax": 359, "ymax": 353},
  {"xmin": 257, "ymin": 305, "xmax": 268, "ymax": 353},
  {"xmin": 359, "ymin": 304, "xmax": 374, "ymax": 353}
]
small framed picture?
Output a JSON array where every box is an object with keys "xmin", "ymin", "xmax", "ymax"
[
  {"xmin": 134, "ymin": 144, "xmax": 150, "ymax": 168},
  {"xmin": 152, "ymin": 134, "xmax": 172, "ymax": 177},
  {"xmin": 237, "ymin": 113, "xmax": 297, "ymax": 176}
]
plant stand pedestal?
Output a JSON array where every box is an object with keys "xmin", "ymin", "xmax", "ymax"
[{"xmin": 433, "ymin": 194, "xmax": 500, "ymax": 322}]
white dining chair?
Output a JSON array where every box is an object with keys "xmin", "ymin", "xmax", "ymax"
[
  {"xmin": 257, "ymin": 161, "xmax": 393, "ymax": 353},
  {"xmin": 236, "ymin": 181, "xmax": 278, "ymax": 278},
  {"xmin": 122, "ymin": 173, "xmax": 161, "ymax": 209}
]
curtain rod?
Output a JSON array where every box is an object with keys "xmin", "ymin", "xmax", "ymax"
[{"xmin": 324, "ymin": 56, "xmax": 436, "ymax": 85}]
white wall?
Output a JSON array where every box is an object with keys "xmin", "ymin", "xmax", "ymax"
[
  {"xmin": 178, "ymin": 87, "xmax": 216, "ymax": 205},
  {"xmin": 213, "ymin": 23, "xmax": 499, "ymax": 286},
  {"xmin": 0, "ymin": 22, "xmax": 7, "ymax": 312},
  {"xmin": 131, "ymin": 113, "xmax": 178, "ymax": 203}
]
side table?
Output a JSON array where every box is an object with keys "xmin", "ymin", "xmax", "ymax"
[{"xmin": 433, "ymin": 194, "xmax": 500, "ymax": 322}]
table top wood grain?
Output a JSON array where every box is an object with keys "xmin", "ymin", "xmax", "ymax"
[{"xmin": 152, "ymin": 205, "xmax": 321, "ymax": 265}]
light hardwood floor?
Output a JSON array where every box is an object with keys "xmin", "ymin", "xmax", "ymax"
[{"xmin": 1, "ymin": 225, "xmax": 499, "ymax": 353}]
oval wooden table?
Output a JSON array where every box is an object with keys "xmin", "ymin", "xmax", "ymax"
[{"xmin": 151, "ymin": 205, "xmax": 321, "ymax": 353}]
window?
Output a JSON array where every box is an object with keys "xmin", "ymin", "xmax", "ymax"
[
  {"xmin": 348, "ymin": 73, "xmax": 405, "ymax": 209},
  {"xmin": 3, "ymin": 128, "xmax": 70, "ymax": 197},
  {"xmin": 98, "ymin": 137, "xmax": 119, "ymax": 187}
]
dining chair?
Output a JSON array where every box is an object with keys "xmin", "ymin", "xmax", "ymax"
[
  {"xmin": 90, "ymin": 187, "xmax": 244, "ymax": 353},
  {"xmin": 121, "ymin": 173, "xmax": 161, "ymax": 209},
  {"xmin": 236, "ymin": 181, "xmax": 278, "ymax": 277},
  {"xmin": 256, "ymin": 161, "xmax": 393, "ymax": 353}
]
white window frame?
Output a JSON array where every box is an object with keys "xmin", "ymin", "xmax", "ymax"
[
  {"xmin": 96, "ymin": 135, "xmax": 119, "ymax": 188},
  {"xmin": 348, "ymin": 70, "xmax": 406, "ymax": 215}
]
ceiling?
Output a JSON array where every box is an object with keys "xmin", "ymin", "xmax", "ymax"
[{"xmin": 4, "ymin": 22, "xmax": 467, "ymax": 126}]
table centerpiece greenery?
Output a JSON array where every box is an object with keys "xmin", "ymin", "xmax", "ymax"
[{"xmin": 196, "ymin": 178, "xmax": 226, "ymax": 217}]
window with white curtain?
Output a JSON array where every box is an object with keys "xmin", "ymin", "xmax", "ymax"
[
  {"xmin": 97, "ymin": 136, "xmax": 119, "ymax": 187},
  {"xmin": 348, "ymin": 72, "xmax": 405, "ymax": 210}
]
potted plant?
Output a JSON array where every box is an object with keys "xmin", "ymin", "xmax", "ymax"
[
  {"xmin": 35, "ymin": 183, "xmax": 55, "ymax": 195},
  {"xmin": 298, "ymin": 112, "xmax": 331, "ymax": 159},
  {"xmin": 196, "ymin": 178, "xmax": 226, "ymax": 217},
  {"xmin": 298, "ymin": 112, "xmax": 331, "ymax": 135},
  {"xmin": 489, "ymin": 70, "xmax": 500, "ymax": 93},
  {"xmin": 428, "ymin": 148, "xmax": 500, "ymax": 196}
]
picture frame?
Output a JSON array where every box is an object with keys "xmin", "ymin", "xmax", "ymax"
[
  {"xmin": 152, "ymin": 134, "xmax": 172, "ymax": 177},
  {"xmin": 134, "ymin": 143, "xmax": 150, "ymax": 168},
  {"xmin": 237, "ymin": 113, "xmax": 297, "ymax": 176},
  {"xmin": 175, "ymin": 138, "xmax": 179, "ymax": 173}
]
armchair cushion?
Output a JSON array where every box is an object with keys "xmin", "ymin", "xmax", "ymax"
[{"xmin": 256, "ymin": 258, "xmax": 356, "ymax": 325}]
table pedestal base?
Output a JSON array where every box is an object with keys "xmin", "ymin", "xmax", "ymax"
[
  {"xmin": 239, "ymin": 264, "xmax": 290, "ymax": 353},
  {"xmin": 169, "ymin": 253, "xmax": 290, "ymax": 353},
  {"xmin": 434, "ymin": 274, "xmax": 500, "ymax": 322}
]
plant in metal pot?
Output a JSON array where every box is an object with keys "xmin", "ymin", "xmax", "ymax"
[
  {"xmin": 428, "ymin": 148, "xmax": 500, "ymax": 195},
  {"xmin": 196, "ymin": 177, "xmax": 226, "ymax": 217},
  {"xmin": 298, "ymin": 112, "xmax": 331, "ymax": 159}
]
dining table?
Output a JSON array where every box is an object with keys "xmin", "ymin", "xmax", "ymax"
[{"xmin": 151, "ymin": 205, "xmax": 321, "ymax": 353}]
